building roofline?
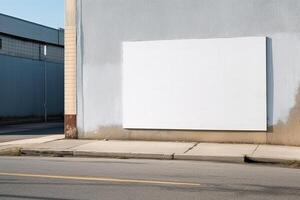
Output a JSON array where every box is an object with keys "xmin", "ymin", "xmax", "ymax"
[{"xmin": 0, "ymin": 13, "xmax": 64, "ymax": 32}]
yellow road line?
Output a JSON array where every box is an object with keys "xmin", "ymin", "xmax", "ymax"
[{"xmin": 0, "ymin": 172, "xmax": 201, "ymax": 187}]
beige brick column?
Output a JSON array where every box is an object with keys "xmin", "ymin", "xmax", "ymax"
[{"xmin": 64, "ymin": 0, "xmax": 77, "ymax": 138}]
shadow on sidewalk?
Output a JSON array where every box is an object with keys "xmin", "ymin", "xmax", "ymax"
[{"xmin": 0, "ymin": 122, "xmax": 64, "ymax": 143}]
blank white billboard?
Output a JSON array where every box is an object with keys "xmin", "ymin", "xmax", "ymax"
[{"xmin": 122, "ymin": 37, "xmax": 266, "ymax": 131}]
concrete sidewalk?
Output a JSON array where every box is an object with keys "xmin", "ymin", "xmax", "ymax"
[
  {"xmin": 1, "ymin": 136, "xmax": 300, "ymax": 165},
  {"xmin": 0, "ymin": 122, "xmax": 64, "ymax": 143}
]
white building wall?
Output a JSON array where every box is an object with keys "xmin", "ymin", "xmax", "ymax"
[{"xmin": 76, "ymin": 0, "xmax": 300, "ymax": 145}]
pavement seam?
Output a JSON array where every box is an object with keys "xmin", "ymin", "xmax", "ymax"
[
  {"xmin": 36, "ymin": 138, "xmax": 64, "ymax": 146},
  {"xmin": 65, "ymin": 140, "xmax": 99, "ymax": 150},
  {"xmin": 183, "ymin": 142, "xmax": 199, "ymax": 154},
  {"xmin": 243, "ymin": 144, "xmax": 260, "ymax": 163},
  {"xmin": 251, "ymin": 144, "xmax": 260, "ymax": 156}
]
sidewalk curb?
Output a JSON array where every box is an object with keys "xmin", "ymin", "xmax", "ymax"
[
  {"xmin": 21, "ymin": 149, "xmax": 73, "ymax": 157},
  {"xmin": 18, "ymin": 148, "xmax": 300, "ymax": 166},
  {"xmin": 174, "ymin": 154, "xmax": 245, "ymax": 163},
  {"xmin": 0, "ymin": 147, "xmax": 21, "ymax": 156},
  {"xmin": 73, "ymin": 151, "xmax": 173, "ymax": 160},
  {"xmin": 20, "ymin": 148, "xmax": 173, "ymax": 160},
  {"xmin": 19, "ymin": 148, "xmax": 245, "ymax": 163},
  {"xmin": 245, "ymin": 155, "xmax": 300, "ymax": 164}
]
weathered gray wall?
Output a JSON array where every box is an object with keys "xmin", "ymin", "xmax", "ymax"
[
  {"xmin": 0, "ymin": 54, "xmax": 64, "ymax": 118},
  {"xmin": 77, "ymin": 0, "xmax": 300, "ymax": 145}
]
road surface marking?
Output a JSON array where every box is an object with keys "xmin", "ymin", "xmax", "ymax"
[{"xmin": 0, "ymin": 172, "xmax": 201, "ymax": 186}]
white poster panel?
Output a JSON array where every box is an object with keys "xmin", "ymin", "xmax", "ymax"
[{"xmin": 123, "ymin": 37, "xmax": 266, "ymax": 131}]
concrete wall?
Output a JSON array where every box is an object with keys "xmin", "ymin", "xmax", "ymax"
[
  {"xmin": 0, "ymin": 54, "xmax": 64, "ymax": 118},
  {"xmin": 76, "ymin": 0, "xmax": 300, "ymax": 146}
]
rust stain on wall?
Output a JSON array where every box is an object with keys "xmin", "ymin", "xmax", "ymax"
[
  {"xmin": 81, "ymin": 86, "xmax": 300, "ymax": 146},
  {"xmin": 84, "ymin": 126, "xmax": 266, "ymax": 144},
  {"xmin": 267, "ymin": 86, "xmax": 300, "ymax": 146},
  {"xmin": 65, "ymin": 114, "xmax": 77, "ymax": 139}
]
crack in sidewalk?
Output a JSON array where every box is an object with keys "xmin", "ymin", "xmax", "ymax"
[
  {"xmin": 183, "ymin": 142, "xmax": 199, "ymax": 154},
  {"xmin": 251, "ymin": 144, "xmax": 260, "ymax": 156}
]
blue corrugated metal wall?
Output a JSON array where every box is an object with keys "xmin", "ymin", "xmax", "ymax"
[{"xmin": 0, "ymin": 54, "xmax": 63, "ymax": 117}]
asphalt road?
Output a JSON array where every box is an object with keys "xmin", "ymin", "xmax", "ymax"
[
  {"xmin": 0, "ymin": 122, "xmax": 63, "ymax": 143},
  {"xmin": 0, "ymin": 157, "xmax": 299, "ymax": 200}
]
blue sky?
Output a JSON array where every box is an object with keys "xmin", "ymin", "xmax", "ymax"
[{"xmin": 0, "ymin": 0, "xmax": 64, "ymax": 29}]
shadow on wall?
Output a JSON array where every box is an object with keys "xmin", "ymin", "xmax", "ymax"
[
  {"xmin": 266, "ymin": 37, "xmax": 300, "ymax": 145},
  {"xmin": 266, "ymin": 37, "xmax": 274, "ymax": 128}
]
